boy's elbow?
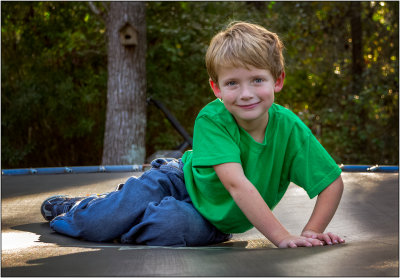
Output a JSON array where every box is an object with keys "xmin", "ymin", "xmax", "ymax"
[
  {"xmin": 223, "ymin": 179, "xmax": 245, "ymax": 195},
  {"xmin": 221, "ymin": 176, "xmax": 254, "ymax": 198},
  {"xmin": 335, "ymin": 175, "xmax": 344, "ymax": 193},
  {"xmin": 213, "ymin": 163, "xmax": 248, "ymax": 193},
  {"xmin": 320, "ymin": 175, "xmax": 344, "ymax": 197}
]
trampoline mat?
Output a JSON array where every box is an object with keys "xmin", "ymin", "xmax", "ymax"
[{"xmin": 2, "ymin": 171, "xmax": 398, "ymax": 276}]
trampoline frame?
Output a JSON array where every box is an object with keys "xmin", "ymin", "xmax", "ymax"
[{"xmin": 2, "ymin": 164, "xmax": 398, "ymax": 175}]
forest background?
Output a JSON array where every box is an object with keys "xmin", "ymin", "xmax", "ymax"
[{"xmin": 2, "ymin": 1, "xmax": 399, "ymax": 168}]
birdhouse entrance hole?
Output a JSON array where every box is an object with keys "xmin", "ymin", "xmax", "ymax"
[{"xmin": 119, "ymin": 23, "xmax": 138, "ymax": 46}]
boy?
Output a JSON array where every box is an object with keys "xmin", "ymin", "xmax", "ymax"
[{"xmin": 41, "ymin": 21, "xmax": 345, "ymax": 248}]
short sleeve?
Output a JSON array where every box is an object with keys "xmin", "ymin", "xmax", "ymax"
[
  {"xmin": 289, "ymin": 133, "xmax": 342, "ymax": 199},
  {"xmin": 192, "ymin": 115, "xmax": 242, "ymax": 167}
]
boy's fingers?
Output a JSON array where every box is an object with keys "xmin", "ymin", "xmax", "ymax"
[
  {"xmin": 327, "ymin": 232, "xmax": 338, "ymax": 244},
  {"xmin": 311, "ymin": 238, "xmax": 324, "ymax": 246},
  {"xmin": 299, "ymin": 239, "xmax": 313, "ymax": 247},
  {"xmin": 288, "ymin": 241, "xmax": 297, "ymax": 248},
  {"xmin": 306, "ymin": 237, "xmax": 323, "ymax": 246},
  {"xmin": 327, "ymin": 232, "xmax": 345, "ymax": 244},
  {"xmin": 282, "ymin": 236, "xmax": 334, "ymax": 248},
  {"xmin": 317, "ymin": 233, "xmax": 332, "ymax": 245},
  {"xmin": 318, "ymin": 232, "xmax": 345, "ymax": 245}
]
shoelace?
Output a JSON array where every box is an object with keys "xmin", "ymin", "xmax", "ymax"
[{"xmin": 62, "ymin": 203, "xmax": 71, "ymax": 213}]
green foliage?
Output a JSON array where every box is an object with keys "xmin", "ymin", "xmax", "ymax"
[
  {"xmin": 268, "ymin": 1, "xmax": 399, "ymax": 164},
  {"xmin": 2, "ymin": 2, "xmax": 107, "ymax": 167},
  {"xmin": 146, "ymin": 2, "xmax": 232, "ymax": 154},
  {"xmin": 2, "ymin": 1, "xmax": 398, "ymax": 167}
]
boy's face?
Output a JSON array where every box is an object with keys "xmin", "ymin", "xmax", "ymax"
[{"xmin": 210, "ymin": 65, "xmax": 284, "ymax": 130}]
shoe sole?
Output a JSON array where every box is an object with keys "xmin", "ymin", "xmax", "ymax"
[{"xmin": 40, "ymin": 194, "xmax": 70, "ymax": 221}]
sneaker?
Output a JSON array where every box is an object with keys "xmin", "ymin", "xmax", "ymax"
[
  {"xmin": 40, "ymin": 195, "xmax": 84, "ymax": 221},
  {"xmin": 115, "ymin": 183, "xmax": 124, "ymax": 191}
]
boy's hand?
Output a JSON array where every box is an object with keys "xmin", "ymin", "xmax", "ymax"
[
  {"xmin": 301, "ymin": 229, "xmax": 345, "ymax": 245},
  {"xmin": 278, "ymin": 235, "xmax": 323, "ymax": 248}
]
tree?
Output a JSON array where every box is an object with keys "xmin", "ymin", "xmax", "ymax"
[
  {"xmin": 91, "ymin": 2, "xmax": 147, "ymax": 165},
  {"xmin": 350, "ymin": 1, "xmax": 364, "ymax": 93}
]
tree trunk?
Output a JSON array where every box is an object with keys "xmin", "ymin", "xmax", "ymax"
[
  {"xmin": 350, "ymin": 1, "xmax": 363, "ymax": 93},
  {"xmin": 102, "ymin": 2, "xmax": 147, "ymax": 165}
]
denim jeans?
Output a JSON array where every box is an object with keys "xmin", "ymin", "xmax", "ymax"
[{"xmin": 50, "ymin": 158, "xmax": 231, "ymax": 247}]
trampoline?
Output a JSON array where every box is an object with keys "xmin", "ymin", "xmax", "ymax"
[{"xmin": 1, "ymin": 169, "xmax": 398, "ymax": 276}]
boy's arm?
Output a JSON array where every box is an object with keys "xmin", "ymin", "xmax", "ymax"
[
  {"xmin": 213, "ymin": 162, "xmax": 323, "ymax": 248},
  {"xmin": 301, "ymin": 176, "xmax": 345, "ymax": 245}
]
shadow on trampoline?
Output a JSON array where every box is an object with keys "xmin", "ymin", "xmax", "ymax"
[
  {"xmin": 9, "ymin": 222, "xmax": 266, "ymax": 250},
  {"xmin": 335, "ymin": 173, "xmax": 398, "ymax": 242},
  {"xmin": 3, "ymin": 232, "xmax": 340, "ymax": 277}
]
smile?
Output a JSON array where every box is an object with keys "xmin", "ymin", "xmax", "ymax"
[{"xmin": 237, "ymin": 102, "xmax": 260, "ymax": 110}]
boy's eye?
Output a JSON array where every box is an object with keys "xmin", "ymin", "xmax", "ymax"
[
  {"xmin": 254, "ymin": 78, "xmax": 263, "ymax": 84},
  {"xmin": 226, "ymin": 81, "xmax": 237, "ymax": 86}
]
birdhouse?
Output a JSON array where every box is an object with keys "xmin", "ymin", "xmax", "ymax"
[{"xmin": 119, "ymin": 23, "xmax": 138, "ymax": 46}]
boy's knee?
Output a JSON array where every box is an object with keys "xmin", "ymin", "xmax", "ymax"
[
  {"xmin": 128, "ymin": 197, "xmax": 196, "ymax": 246},
  {"xmin": 121, "ymin": 197, "xmax": 229, "ymax": 246},
  {"xmin": 145, "ymin": 197, "xmax": 189, "ymax": 233}
]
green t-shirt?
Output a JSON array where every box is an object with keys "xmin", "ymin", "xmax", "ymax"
[{"xmin": 182, "ymin": 99, "xmax": 341, "ymax": 234}]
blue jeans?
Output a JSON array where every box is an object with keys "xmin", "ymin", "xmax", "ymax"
[{"xmin": 50, "ymin": 158, "xmax": 231, "ymax": 247}]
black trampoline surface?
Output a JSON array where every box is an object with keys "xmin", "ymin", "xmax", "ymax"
[{"xmin": 1, "ymin": 171, "xmax": 399, "ymax": 276}]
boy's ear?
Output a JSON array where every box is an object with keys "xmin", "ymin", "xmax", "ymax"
[
  {"xmin": 274, "ymin": 71, "xmax": 285, "ymax": 93},
  {"xmin": 209, "ymin": 78, "xmax": 221, "ymax": 98}
]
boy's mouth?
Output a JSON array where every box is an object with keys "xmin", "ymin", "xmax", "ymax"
[{"xmin": 237, "ymin": 102, "xmax": 260, "ymax": 110}]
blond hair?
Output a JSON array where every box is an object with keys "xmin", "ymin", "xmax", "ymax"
[{"xmin": 205, "ymin": 21, "xmax": 285, "ymax": 83}]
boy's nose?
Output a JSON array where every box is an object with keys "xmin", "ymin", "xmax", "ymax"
[{"xmin": 239, "ymin": 86, "xmax": 254, "ymax": 100}]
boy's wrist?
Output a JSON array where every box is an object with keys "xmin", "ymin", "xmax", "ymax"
[
  {"xmin": 302, "ymin": 221, "xmax": 326, "ymax": 234},
  {"xmin": 302, "ymin": 227, "xmax": 323, "ymax": 235},
  {"xmin": 271, "ymin": 231, "xmax": 292, "ymax": 247}
]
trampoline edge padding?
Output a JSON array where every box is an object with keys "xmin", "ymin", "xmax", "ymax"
[
  {"xmin": 2, "ymin": 165, "xmax": 145, "ymax": 176},
  {"xmin": 2, "ymin": 164, "xmax": 398, "ymax": 176}
]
